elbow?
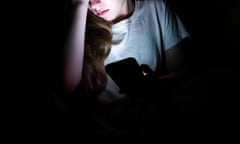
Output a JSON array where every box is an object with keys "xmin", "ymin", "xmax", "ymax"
[
  {"xmin": 64, "ymin": 80, "xmax": 78, "ymax": 92},
  {"xmin": 63, "ymin": 71, "xmax": 82, "ymax": 92}
]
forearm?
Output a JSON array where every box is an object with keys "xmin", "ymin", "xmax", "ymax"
[
  {"xmin": 156, "ymin": 41, "xmax": 189, "ymax": 91},
  {"xmin": 156, "ymin": 72, "xmax": 185, "ymax": 94},
  {"xmin": 64, "ymin": 1, "xmax": 88, "ymax": 92}
]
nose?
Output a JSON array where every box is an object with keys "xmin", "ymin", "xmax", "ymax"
[{"xmin": 89, "ymin": 0, "xmax": 101, "ymax": 9}]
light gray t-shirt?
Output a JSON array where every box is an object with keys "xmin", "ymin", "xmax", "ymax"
[{"xmin": 98, "ymin": 0, "xmax": 190, "ymax": 103}]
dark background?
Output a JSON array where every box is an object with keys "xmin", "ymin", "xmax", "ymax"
[
  {"xmin": 12, "ymin": 0, "xmax": 239, "ymax": 138},
  {"xmin": 170, "ymin": 0, "xmax": 239, "ymax": 113}
]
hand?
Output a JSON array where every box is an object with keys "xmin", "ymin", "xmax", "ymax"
[
  {"xmin": 139, "ymin": 65, "xmax": 161, "ymax": 94},
  {"xmin": 119, "ymin": 64, "xmax": 161, "ymax": 98}
]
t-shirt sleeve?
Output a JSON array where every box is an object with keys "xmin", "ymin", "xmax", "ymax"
[{"xmin": 155, "ymin": 0, "xmax": 190, "ymax": 50}]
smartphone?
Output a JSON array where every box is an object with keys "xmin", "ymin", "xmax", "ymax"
[{"xmin": 105, "ymin": 57, "xmax": 144, "ymax": 94}]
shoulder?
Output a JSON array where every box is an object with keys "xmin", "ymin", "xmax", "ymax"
[
  {"xmin": 135, "ymin": 0, "xmax": 166, "ymax": 6},
  {"xmin": 135, "ymin": 0, "xmax": 165, "ymax": 4},
  {"xmin": 134, "ymin": 0, "xmax": 166, "ymax": 13}
]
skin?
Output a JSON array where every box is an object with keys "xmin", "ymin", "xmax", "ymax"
[
  {"xmin": 64, "ymin": 0, "xmax": 188, "ymax": 92},
  {"xmin": 88, "ymin": 0, "xmax": 187, "ymax": 83},
  {"xmin": 63, "ymin": 1, "xmax": 89, "ymax": 91},
  {"xmin": 88, "ymin": 0, "xmax": 131, "ymax": 23},
  {"xmin": 64, "ymin": 0, "xmax": 133, "ymax": 91}
]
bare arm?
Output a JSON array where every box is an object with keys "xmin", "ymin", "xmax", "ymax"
[
  {"xmin": 63, "ymin": 0, "xmax": 89, "ymax": 92},
  {"xmin": 158, "ymin": 38, "xmax": 190, "ymax": 86}
]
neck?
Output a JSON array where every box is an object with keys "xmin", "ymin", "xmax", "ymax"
[{"xmin": 112, "ymin": 0, "xmax": 134, "ymax": 24}]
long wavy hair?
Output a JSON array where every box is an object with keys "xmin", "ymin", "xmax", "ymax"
[{"xmin": 79, "ymin": 10, "xmax": 112, "ymax": 97}]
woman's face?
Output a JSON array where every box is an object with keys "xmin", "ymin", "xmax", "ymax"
[{"xmin": 88, "ymin": 0, "xmax": 128, "ymax": 22}]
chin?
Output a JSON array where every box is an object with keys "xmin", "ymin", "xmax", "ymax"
[{"xmin": 103, "ymin": 17, "xmax": 113, "ymax": 22}]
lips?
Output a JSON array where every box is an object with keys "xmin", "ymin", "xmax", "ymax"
[{"xmin": 97, "ymin": 9, "xmax": 109, "ymax": 16}]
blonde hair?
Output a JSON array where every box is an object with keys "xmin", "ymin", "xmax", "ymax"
[{"xmin": 80, "ymin": 10, "xmax": 112, "ymax": 97}]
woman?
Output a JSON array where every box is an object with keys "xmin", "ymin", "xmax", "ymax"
[{"xmin": 61, "ymin": 0, "xmax": 190, "ymax": 141}]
